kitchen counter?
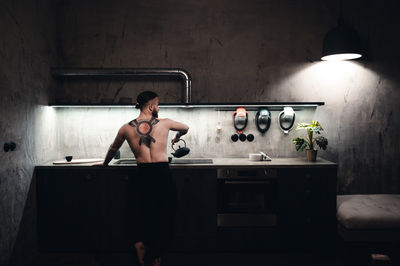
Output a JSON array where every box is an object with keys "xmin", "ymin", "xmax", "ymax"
[
  {"xmin": 36, "ymin": 157, "xmax": 336, "ymax": 169},
  {"xmin": 36, "ymin": 156, "xmax": 337, "ymax": 252}
]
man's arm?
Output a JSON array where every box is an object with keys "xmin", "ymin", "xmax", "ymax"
[
  {"xmin": 102, "ymin": 126, "xmax": 126, "ymax": 166},
  {"xmin": 168, "ymin": 119, "xmax": 189, "ymax": 143}
]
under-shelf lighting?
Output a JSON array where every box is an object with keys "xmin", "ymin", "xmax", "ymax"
[{"xmin": 50, "ymin": 102, "xmax": 324, "ymax": 111}]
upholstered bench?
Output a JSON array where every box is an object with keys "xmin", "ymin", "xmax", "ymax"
[{"xmin": 337, "ymin": 194, "xmax": 400, "ymax": 242}]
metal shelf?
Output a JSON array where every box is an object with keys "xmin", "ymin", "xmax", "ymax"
[{"xmin": 49, "ymin": 102, "xmax": 324, "ymax": 111}]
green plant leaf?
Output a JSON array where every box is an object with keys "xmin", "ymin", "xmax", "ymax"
[
  {"xmin": 310, "ymin": 120, "xmax": 323, "ymax": 129},
  {"xmin": 294, "ymin": 120, "xmax": 327, "ymax": 151},
  {"xmin": 296, "ymin": 123, "xmax": 311, "ymax": 130},
  {"xmin": 315, "ymin": 136, "xmax": 328, "ymax": 150},
  {"xmin": 310, "ymin": 127, "xmax": 321, "ymax": 134},
  {"xmin": 293, "ymin": 137, "xmax": 307, "ymax": 152}
]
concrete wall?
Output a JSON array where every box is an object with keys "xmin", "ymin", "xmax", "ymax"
[
  {"xmin": 0, "ymin": 0, "xmax": 399, "ymax": 265},
  {"xmin": 50, "ymin": 106, "xmax": 316, "ymax": 160},
  {"xmin": 0, "ymin": 0, "xmax": 56, "ymax": 265},
  {"xmin": 55, "ymin": 0, "xmax": 400, "ymax": 194}
]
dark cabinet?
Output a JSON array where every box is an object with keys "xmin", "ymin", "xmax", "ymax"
[
  {"xmin": 277, "ymin": 168, "xmax": 337, "ymax": 250},
  {"xmin": 36, "ymin": 168, "xmax": 133, "ymax": 252},
  {"xmin": 171, "ymin": 169, "xmax": 217, "ymax": 251},
  {"xmin": 36, "ymin": 167, "xmax": 217, "ymax": 252},
  {"xmin": 103, "ymin": 171, "xmax": 131, "ymax": 251},
  {"xmin": 37, "ymin": 169, "xmax": 105, "ymax": 251},
  {"xmin": 36, "ymin": 163, "xmax": 336, "ymax": 253}
]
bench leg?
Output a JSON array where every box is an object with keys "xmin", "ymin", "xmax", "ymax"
[{"xmin": 371, "ymin": 254, "xmax": 391, "ymax": 266}]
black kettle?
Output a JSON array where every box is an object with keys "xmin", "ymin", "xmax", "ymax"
[{"xmin": 171, "ymin": 139, "xmax": 190, "ymax": 158}]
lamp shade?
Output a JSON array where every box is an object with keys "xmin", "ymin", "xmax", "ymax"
[{"xmin": 321, "ymin": 19, "xmax": 362, "ymax": 61}]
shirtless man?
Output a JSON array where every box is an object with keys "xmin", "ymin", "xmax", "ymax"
[{"xmin": 99, "ymin": 91, "xmax": 189, "ymax": 266}]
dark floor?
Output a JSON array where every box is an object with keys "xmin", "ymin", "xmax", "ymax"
[
  {"xmin": 30, "ymin": 247, "xmax": 400, "ymax": 266},
  {"xmin": 30, "ymin": 235, "xmax": 400, "ymax": 266}
]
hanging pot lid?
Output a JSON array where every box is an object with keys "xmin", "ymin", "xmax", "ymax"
[
  {"xmin": 255, "ymin": 108, "xmax": 271, "ymax": 134},
  {"xmin": 233, "ymin": 107, "xmax": 248, "ymax": 133},
  {"xmin": 278, "ymin": 107, "xmax": 295, "ymax": 134}
]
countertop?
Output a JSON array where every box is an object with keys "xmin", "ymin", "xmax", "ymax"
[{"xmin": 36, "ymin": 157, "xmax": 337, "ymax": 169}]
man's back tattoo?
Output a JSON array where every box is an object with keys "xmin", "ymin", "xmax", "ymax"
[{"xmin": 128, "ymin": 117, "xmax": 160, "ymax": 148}]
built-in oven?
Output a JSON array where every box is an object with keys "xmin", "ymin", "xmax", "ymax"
[{"xmin": 217, "ymin": 168, "xmax": 277, "ymax": 227}]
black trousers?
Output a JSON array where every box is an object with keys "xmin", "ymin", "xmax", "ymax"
[{"xmin": 128, "ymin": 162, "xmax": 177, "ymax": 260}]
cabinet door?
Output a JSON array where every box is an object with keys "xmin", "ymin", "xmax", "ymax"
[
  {"xmin": 304, "ymin": 168, "xmax": 337, "ymax": 250},
  {"xmin": 37, "ymin": 169, "xmax": 104, "ymax": 251},
  {"xmin": 278, "ymin": 168, "xmax": 336, "ymax": 250},
  {"xmin": 103, "ymin": 169, "xmax": 132, "ymax": 251},
  {"xmin": 277, "ymin": 169, "xmax": 307, "ymax": 249},
  {"xmin": 171, "ymin": 169, "xmax": 217, "ymax": 251}
]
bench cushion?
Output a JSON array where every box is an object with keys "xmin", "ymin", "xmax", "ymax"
[{"xmin": 337, "ymin": 194, "xmax": 400, "ymax": 230}]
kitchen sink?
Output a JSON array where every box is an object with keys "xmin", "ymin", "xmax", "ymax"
[
  {"xmin": 170, "ymin": 158, "xmax": 213, "ymax": 164},
  {"xmin": 113, "ymin": 158, "xmax": 213, "ymax": 165}
]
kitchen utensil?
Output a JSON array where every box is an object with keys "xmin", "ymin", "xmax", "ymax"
[
  {"xmin": 278, "ymin": 107, "xmax": 295, "ymax": 134},
  {"xmin": 259, "ymin": 151, "xmax": 272, "ymax": 161},
  {"xmin": 231, "ymin": 134, "xmax": 239, "ymax": 142},
  {"xmin": 249, "ymin": 153, "xmax": 263, "ymax": 161},
  {"xmin": 233, "ymin": 107, "xmax": 248, "ymax": 133},
  {"xmin": 246, "ymin": 134, "xmax": 254, "ymax": 142},
  {"xmin": 65, "ymin": 156, "xmax": 73, "ymax": 162},
  {"xmin": 53, "ymin": 158, "xmax": 104, "ymax": 165},
  {"xmin": 171, "ymin": 139, "xmax": 190, "ymax": 158},
  {"xmin": 256, "ymin": 108, "xmax": 271, "ymax": 134}
]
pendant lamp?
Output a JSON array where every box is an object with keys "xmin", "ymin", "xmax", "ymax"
[{"xmin": 321, "ymin": 16, "xmax": 362, "ymax": 61}]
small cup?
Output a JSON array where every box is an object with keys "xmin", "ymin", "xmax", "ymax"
[{"xmin": 65, "ymin": 156, "xmax": 73, "ymax": 162}]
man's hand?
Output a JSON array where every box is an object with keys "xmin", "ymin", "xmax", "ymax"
[
  {"xmin": 171, "ymin": 137, "xmax": 180, "ymax": 144},
  {"xmin": 171, "ymin": 129, "xmax": 188, "ymax": 145}
]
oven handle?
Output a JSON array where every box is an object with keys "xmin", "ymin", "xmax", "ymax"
[{"xmin": 223, "ymin": 180, "xmax": 272, "ymax": 185}]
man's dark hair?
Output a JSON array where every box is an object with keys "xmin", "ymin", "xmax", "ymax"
[{"xmin": 135, "ymin": 91, "xmax": 158, "ymax": 109}]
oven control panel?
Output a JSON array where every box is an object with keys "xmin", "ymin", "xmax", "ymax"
[{"xmin": 217, "ymin": 168, "xmax": 277, "ymax": 179}]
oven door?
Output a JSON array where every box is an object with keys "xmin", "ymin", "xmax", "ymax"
[{"xmin": 217, "ymin": 177, "xmax": 277, "ymax": 227}]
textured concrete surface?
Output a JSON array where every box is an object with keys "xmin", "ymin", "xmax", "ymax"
[
  {"xmin": 54, "ymin": 0, "xmax": 400, "ymax": 194},
  {"xmin": 0, "ymin": 0, "xmax": 56, "ymax": 265},
  {"xmin": 0, "ymin": 0, "xmax": 399, "ymax": 265},
  {"xmin": 50, "ymin": 107, "xmax": 317, "ymax": 161}
]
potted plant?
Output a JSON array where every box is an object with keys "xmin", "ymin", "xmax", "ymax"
[{"xmin": 292, "ymin": 120, "xmax": 328, "ymax": 162}]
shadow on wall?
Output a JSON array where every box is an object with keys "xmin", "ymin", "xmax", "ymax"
[
  {"xmin": 10, "ymin": 171, "xmax": 38, "ymax": 266},
  {"xmin": 274, "ymin": 60, "xmax": 400, "ymax": 194}
]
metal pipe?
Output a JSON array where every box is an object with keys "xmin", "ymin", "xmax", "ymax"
[{"xmin": 51, "ymin": 68, "xmax": 192, "ymax": 104}]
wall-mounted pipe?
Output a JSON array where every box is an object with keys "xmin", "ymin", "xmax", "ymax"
[{"xmin": 51, "ymin": 68, "xmax": 192, "ymax": 104}]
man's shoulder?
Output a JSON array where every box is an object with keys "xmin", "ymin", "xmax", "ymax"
[
  {"xmin": 123, "ymin": 118, "xmax": 168, "ymax": 127},
  {"xmin": 156, "ymin": 118, "xmax": 172, "ymax": 124},
  {"xmin": 120, "ymin": 121, "xmax": 136, "ymax": 132}
]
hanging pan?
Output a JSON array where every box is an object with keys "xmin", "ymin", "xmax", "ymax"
[
  {"xmin": 232, "ymin": 107, "xmax": 248, "ymax": 142},
  {"xmin": 255, "ymin": 108, "xmax": 271, "ymax": 134}
]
